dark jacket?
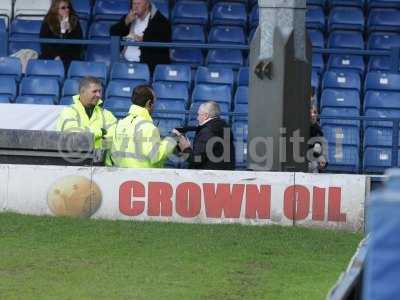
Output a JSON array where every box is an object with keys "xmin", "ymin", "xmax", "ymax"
[
  {"xmin": 39, "ymin": 19, "xmax": 83, "ymax": 70},
  {"xmin": 109, "ymin": 5, "xmax": 171, "ymax": 73},
  {"xmin": 183, "ymin": 118, "xmax": 235, "ymax": 170}
]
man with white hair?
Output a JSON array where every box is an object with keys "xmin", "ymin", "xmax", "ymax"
[
  {"xmin": 110, "ymin": 0, "xmax": 171, "ymax": 73},
  {"xmin": 173, "ymin": 101, "xmax": 235, "ymax": 170}
]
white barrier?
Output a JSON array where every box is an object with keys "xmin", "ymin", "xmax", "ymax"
[{"xmin": 0, "ymin": 164, "xmax": 369, "ymax": 231}]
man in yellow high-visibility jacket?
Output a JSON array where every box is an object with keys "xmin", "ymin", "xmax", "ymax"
[
  {"xmin": 56, "ymin": 76, "xmax": 117, "ymax": 150},
  {"xmin": 108, "ymin": 84, "xmax": 177, "ymax": 168}
]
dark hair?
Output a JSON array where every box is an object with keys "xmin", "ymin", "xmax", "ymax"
[
  {"xmin": 44, "ymin": 0, "xmax": 79, "ymax": 35},
  {"xmin": 79, "ymin": 76, "xmax": 102, "ymax": 93},
  {"xmin": 131, "ymin": 84, "xmax": 154, "ymax": 107}
]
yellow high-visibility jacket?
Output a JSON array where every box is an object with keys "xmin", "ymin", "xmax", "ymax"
[
  {"xmin": 108, "ymin": 104, "xmax": 176, "ymax": 168},
  {"xmin": 56, "ymin": 95, "xmax": 117, "ymax": 149}
]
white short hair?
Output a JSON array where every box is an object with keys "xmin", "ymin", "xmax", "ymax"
[{"xmin": 199, "ymin": 101, "xmax": 221, "ymax": 118}]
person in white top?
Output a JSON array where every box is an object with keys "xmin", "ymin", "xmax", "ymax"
[{"xmin": 110, "ymin": 0, "xmax": 171, "ymax": 73}]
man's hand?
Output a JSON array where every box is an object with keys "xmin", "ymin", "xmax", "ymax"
[
  {"xmin": 177, "ymin": 135, "xmax": 191, "ymax": 152},
  {"xmin": 133, "ymin": 34, "xmax": 143, "ymax": 42},
  {"xmin": 125, "ymin": 9, "xmax": 136, "ymax": 25}
]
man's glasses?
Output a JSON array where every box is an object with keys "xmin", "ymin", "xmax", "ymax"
[{"xmin": 59, "ymin": 6, "xmax": 69, "ymax": 10}]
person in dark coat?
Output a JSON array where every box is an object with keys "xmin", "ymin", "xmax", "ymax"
[
  {"xmin": 173, "ymin": 101, "xmax": 235, "ymax": 170},
  {"xmin": 39, "ymin": 0, "xmax": 83, "ymax": 70},
  {"xmin": 109, "ymin": 0, "xmax": 171, "ymax": 74},
  {"xmin": 309, "ymin": 105, "xmax": 327, "ymax": 173}
]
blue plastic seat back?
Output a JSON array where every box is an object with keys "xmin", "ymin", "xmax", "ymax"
[
  {"xmin": 172, "ymin": 24, "xmax": 205, "ymax": 42},
  {"xmin": 106, "ymin": 81, "xmax": 140, "ymax": 101},
  {"xmin": 110, "ymin": 62, "xmax": 150, "ymax": 84},
  {"xmin": 93, "ymin": 0, "xmax": 129, "ymax": 21},
  {"xmin": 211, "ymin": 2, "xmax": 247, "ymax": 27},
  {"xmin": 233, "ymin": 119, "xmax": 248, "ymax": 142},
  {"xmin": 0, "ymin": 57, "xmax": 22, "ymax": 82},
  {"xmin": 237, "ymin": 67, "xmax": 249, "ymax": 86},
  {"xmin": 172, "ymin": 1, "xmax": 208, "ymax": 25},
  {"xmin": 19, "ymin": 77, "xmax": 60, "ymax": 103},
  {"xmin": 206, "ymin": 49, "xmax": 243, "ymax": 69},
  {"xmin": 195, "ymin": 66, "xmax": 234, "ymax": 89},
  {"xmin": 249, "ymin": 5, "xmax": 259, "ymax": 29},
  {"xmin": 308, "ymin": 29, "xmax": 325, "ymax": 48},
  {"xmin": 62, "ymin": 79, "xmax": 80, "ymax": 98},
  {"xmin": 364, "ymin": 108, "xmax": 400, "ymax": 128},
  {"xmin": 320, "ymin": 107, "xmax": 360, "ymax": 127},
  {"xmin": 153, "ymin": 81, "xmax": 188, "ymax": 103},
  {"xmin": 364, "ymin": 91, "xmax": 400, "ymax": 111},
  {"xmin": 368, "ymin": 9, "xmax": 400, "ymax": 33},
  {"xmin": 322, "ymin": 70, "xmax": 361, "ymax": 91},
  {"xmin": 326, "ymin": 144, "xmax": 360, "ymax": 173},
  {"xmin": 15, "ymin": 95, "xmax": 55, "ymax": 105},
  {"xmin": 306, "ymin": 6, "xmax": 326, "ymax": 31},
  {"xmin": 327, "ymin": 54, "xmax": 365, "ymax": 75},
  {"xmin": 312, "ymin": 53, "xmax": 325, "ymax": 74},
  {"xmin": 208, "ymin": 25, "xmax": 246, "ymax": 45},
  {"xmin": 0, "ymin": 77, "xmax": 17, "ymax": 102},
  {"xmin": 9, "ymin": 19, "xmax": 41, "ymax": 54},
  {"xmin": 368, "ymin": 32, "xmax": 400, "ymax": 50},
  {"xmin": 170, "ymin": 48, "xmax": 204, "ymax": 67},
  {"xmin": 192, "ymin": 84, "xmax": 231, "ymax": 106},
  {"xmin": 68, "ymin": 61, "xmax": 108, "ymax": 84},
  {"xmin": 322, "ymin": 124, "xmax": 360, "ymax": 146},
  {"xmin": 328, "ymin": 30, "xmax": 365, "ymax": 49},
  {"xmin": 152, "ymin": 0, "xmax": 169, "ymax": 19},
  {"xmin": 320, "ymin": 89, "xmax": 360, "ymax": 110},
  {"xmin": 328, "ymin": 0, "xmax": 364, "ymax": 8},
  {"xmin": 103, "ymin": 98, "xmax": 130, "ymax": 118},
  {"xmin": 328, "ymin": 7, "xmax": 365, "ymax": 32},
  {"xmin": 364, "ymin": 71, "xmax": 400, "ymax": 92},
  {"xmin": 364, "ymin": 126, "xmax": 393, "ymax": 147},
  {"xmin": 26, "ymin": 59, "xmax": 65, "ymax": 83},
  {"xmin": 363, "ymin": 147, "xmax": 393, "ymax": 173},
  {"xmin": 153, "ymin": 64, "xmax": 191, "ymax": 88},
  {"xmin": 367, "ymin": 0, "xmax": 400, "ymax": 9},
  {"xmin": 153, "ymin": 117, "xmax": 184, "ymax": 137},
  {"xmin": 71, "ymin": 0, "xmax": 91, "ymax": 20},
  {"xmin": 368, "ymin": 56, "xmax": 391, "ymax": 72},
  {"xmin": 89, "ymin": 21, "xmax": 112, "ymax": 40},
  {"xmin": 153, "ymin": 99, "xmax": 186, "ymax": 121}
]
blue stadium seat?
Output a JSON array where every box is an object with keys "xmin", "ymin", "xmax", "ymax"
[
  {"xmin": 328, "ymin": 7, "xmax": 364, "ymax": 32},
  {"xmin": 234, "ymin": 86, "xmax": 248, "ymax": 116},
  {"xmin": 311, "ymin": 70, "xmax": 320, "ymax": 94},
  {"xmin": 79, "ymin": 20, "xmax": 88, "ymax": 39},
  {"xmin": 171, "ymin": 24, "xmax": 205, "ymax": 68},
  {"xmin": 153, "ymin": 117, "xmax": 185, "ymax": 137},
  {"xmin": 307, "ymin": 0, "xmax": 326, "ymax": 7},
  {"xmin": 367, "ymin": 32, "xmax": 400, "ymax": 50},
  {"xmin": 67, "ymin": 61, "xmax": 108, "ymax": 84},
  {"xmin": 153, "ymin": 64, "xmax": 191, "ymax": 90},
  {"xmin": 322, "ymin": 70, "xmax": 361, "ymax": 91},
  {"xmin": 320, "ymin": 107, "xmax": 360, "ymax": 127},
  {"xmin": 211, "ymin": 2, "xmax": 247, "ymax": 28},
  {"xmin": 367, "ymin": 56, "xmax": 391, "ymax": 72},
  {"xmin": 364, "ymin": 126, "xmax": 394, "ymax": 147},
  {"xmin": 327, "ymin": 54, "xmax": 365, "ymax": 75},
  {"xmin": 172, "ymin": 1, "xmax": 208, "ymax": 25},
  {"xmin": 365, "ymin": 108, "xmax": 400, "ymax": 128},
  {"xmin": 71, "ymin": 0, "xmax": 91, "ymax": 21},
  {"xmin": 328, "ymin": 30, "xmax": 364, "ymax": 49},
  {"xmin": 110, "ymin": 62, "xmax": 150, "ymax": 85},
  {"xmin": 367, "ymin": 0, "xmax": 400, "ymax": 9},
  {"xmin": 60, "ymin": 78, "xmax": 79, "ymax": 105},
  {"xmin": 172, "ymin": 24, "xmax": 205, "ymax": 43},
  {"xmin": 306, "ymin": 6, "xmax": 326, "ymax": 31},
  {"xmin": 26, "ymin": 59, "xmax": 65, "ymax": 83},
  {"xmin": 326, "ymin": 144, "xmax": 360, "ymax": 173},
  {"xmin": 192, "ymin": 84, "xmax": 232, "ymax": 113},
  {"xmin": 364, "ymin": 71, "xmax": 400, "ymax": 92},
  {"xmin": 308, "ymin": 29, "xmax": 325, "ymax": 48},
  {"xmin": 9, "ymin": 19, "xmax": 41, "ymax": 54},
  {"xmin": 152, "ymin": 0, "xmax": 169, "ymax": 19},
  {"xmin": 93, "ymin": 0, "xmax": 129, "ymax": 22},
  {"xmin": 312, "ymin": 53, "xmax": 325, "ymax": 74},
  {"xmin": 0, "ymin": 57, "xmax": 22, "ymax": 82},
  {"xmin": 208, "ymin": 26, "xmax": 246, "ymax": 45},
  {"xmin": 322, "ymin": 124, "xmax": 360, "ymax": 146},
  {"xmin": 233, "ymin": 119, "xmax": 248, "ymax": 142},
  {"xmin": 0, "ymin": 77, "xmax": 17, "ymax": 103},
  {"xmin": 249, "ymin": 5, "xmax": 259, "ymax": 30},
  {"xmin": 104, "ymin": 81, "xmax": 137, "ymax": 117},
  {"xmin": 206, "ymin": 49, "xmax": 243, "ymax": 70},
  {"xmin": 364, "ymin": 91, "xmax": 400, "ymax": 112},
  {"xmin": 237, "ymin": 67, "xmax": 249, "ymax": 87},
  {"xmin": 153, "ymin": 99, "xmax": 186, "ymax": 122},
  {"xmin": 320, "ymin": 89, "xmax": 361, "ymax": 110},
  {"xmin": 17, "ymin": 78, "xmax": 60, "ymax": 105},
  {"xmin": 195, "ymin": 66, "xmax": 234, "ymax": 90},
  {"xmin": 86, "ymin": 22, "xmax": 112, "ymax": 65},
  {"xmin": 153, "ymin": 81, "xmax": 189, "ymax": 106},
  {"xmin": 367, "ymin": 9, "xmax": 400, "ymax": 33},
  {"xmin": 328, "ymin": 0, "xmax": 365, "ymax": 7},
  {"xmin": 363, "ymin": 147, "xmax": 393, "ymax": 173}
]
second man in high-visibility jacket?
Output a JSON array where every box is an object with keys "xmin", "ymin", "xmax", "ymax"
[{"xmin": 108, "ymin": 84, "xmax": 177, "ymax": 168}]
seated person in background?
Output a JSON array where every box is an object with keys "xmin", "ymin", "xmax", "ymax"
[
  {"xmin": 173, "ymin": 101, "xmax": 235, "ymax": 170},
  {"xmin": 39, "ymin": 0, "xmax": 83, "ymax": 70},
  {"xmin": 57, "ymin": 76, "xmax": 117, "ymax": 151},
  {"xmin": 309, "ymin": 105, "xmax": 327, "ymax": 173},
  {"xmin": 110, "ymin": 0, "xmax": 171, "ymax": 74}
]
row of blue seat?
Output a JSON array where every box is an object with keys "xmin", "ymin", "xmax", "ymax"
[{"xmin": 308, "ymin": 0, "xmax": 400, "ymax": 9}]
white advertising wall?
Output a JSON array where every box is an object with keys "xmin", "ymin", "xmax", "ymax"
[{"xmin": 0, "ymin": 164, "xmax": 368, "ymax": 231}]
